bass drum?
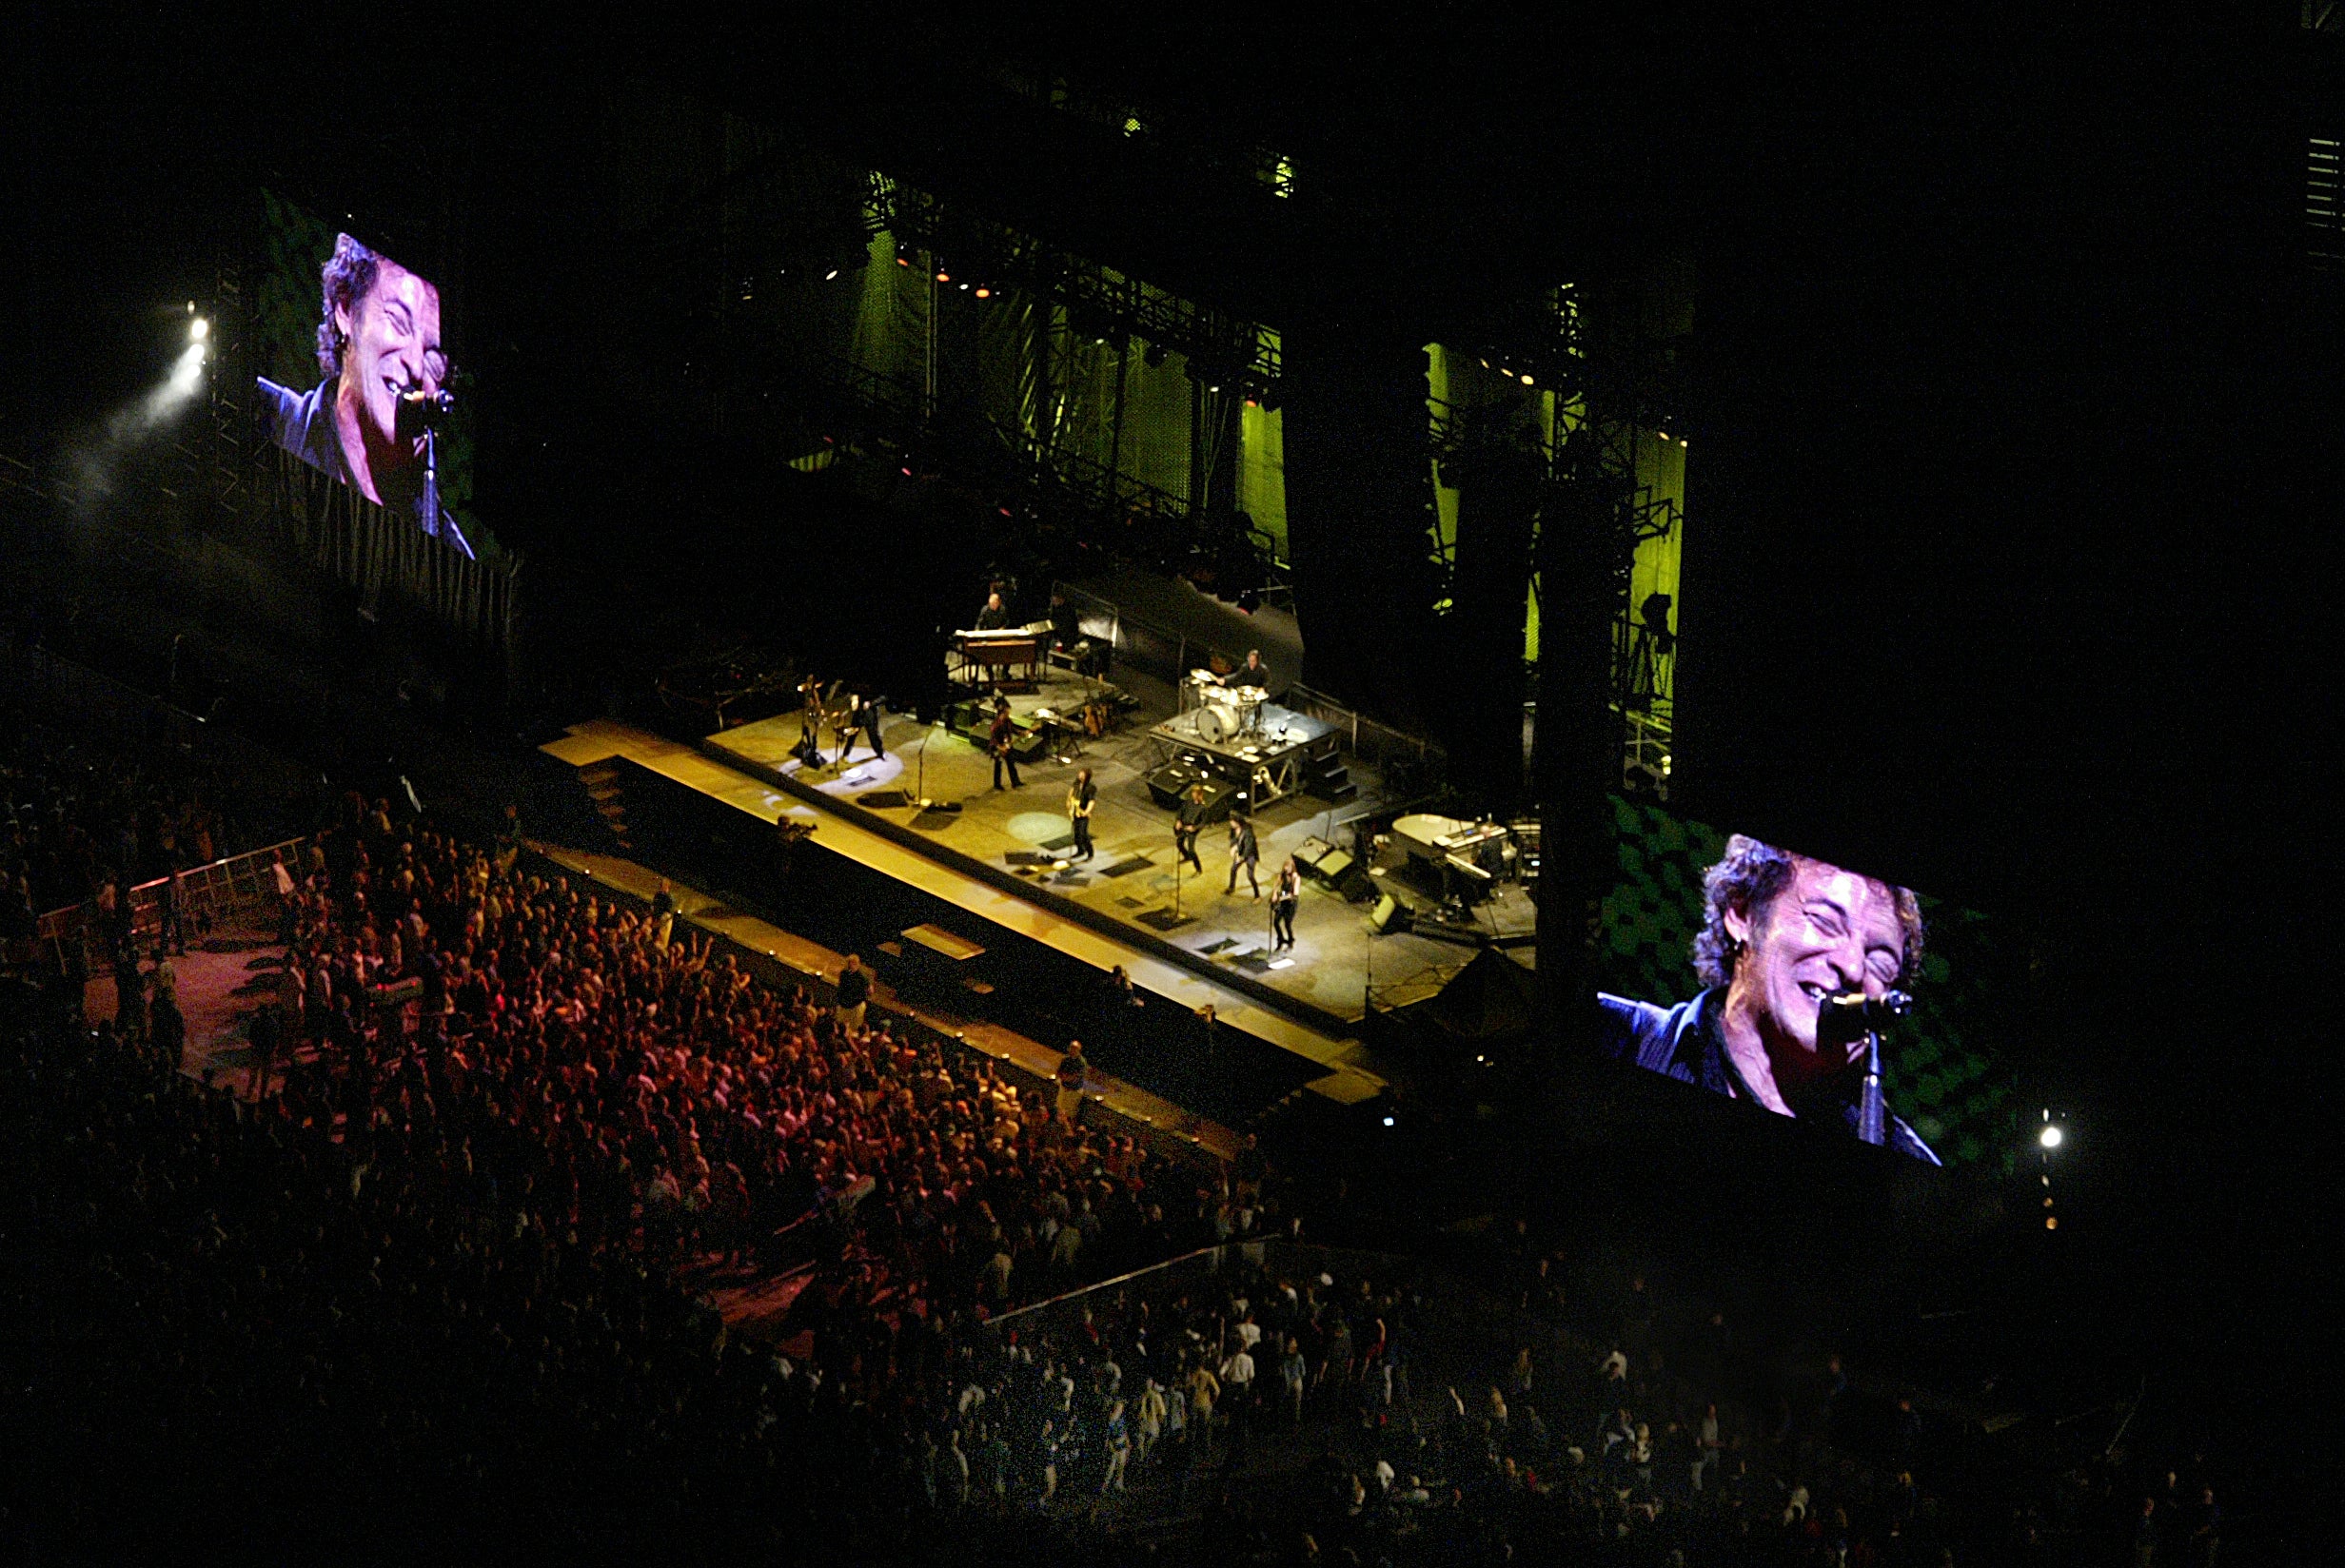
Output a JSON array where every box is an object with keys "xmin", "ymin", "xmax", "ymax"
[{"xmin": 1196, "ymin": 704, "xmax": 1231, "ymax": 744}]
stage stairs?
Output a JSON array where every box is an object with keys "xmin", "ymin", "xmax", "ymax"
[{"xmin": 573, "ymin": 761, "xmax": 635, "ymax": 850}]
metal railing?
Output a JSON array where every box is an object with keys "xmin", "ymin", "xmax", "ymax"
[{"xmin": 33, "ymin": 836, "xmax": 308, "ymax": 970}]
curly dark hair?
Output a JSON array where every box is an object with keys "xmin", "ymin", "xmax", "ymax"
[
  {"xmin": 1691, "ymin": 834, "xmax": 1924, "ymax": 990},
  {"xmin": 315, "ymin": 232, "xmax": 381, "ymax": 380}
]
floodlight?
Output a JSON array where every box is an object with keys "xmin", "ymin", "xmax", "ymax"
[{"xmin": 190, "ymin": 318, "xmax": 209, "ymax": 342}]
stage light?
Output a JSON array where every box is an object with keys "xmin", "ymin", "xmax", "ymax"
[
  {"xmin": 897, "ymin": 256, "xmax": 910, "ymax": 267},
  {"xmin": 2039, "ymin": 1125, "xmax": 2062, "ymax": 1149},
  {"xmin": 824, "ymin": 269, "xmax": 839, "ymax": 281},
  {"xmin": 936, "ymin": 270, "xmax": 951, "ymax": 282},
  {"xmin": 959, "ymin": 282, "xmax": 971, "ymax": 291},
  {"xmin": 1656, "ymin": 430, "xmax": 1669, "ymax": 441},
  {"xmin": 974, "ymin": 286, "xmax": 992, "ymax": 299},
  {"xmin": 1520, "ymin": 373, "xmax": 1533, "ymax": 385},
  {"xmin": 189, "ymin": 317, "xmax": 208, "ymax": 342}
]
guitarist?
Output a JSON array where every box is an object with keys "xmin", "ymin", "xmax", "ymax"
[{"xmin": 989, "ymin": 696, "xmax": 1023, "ymax": 791}]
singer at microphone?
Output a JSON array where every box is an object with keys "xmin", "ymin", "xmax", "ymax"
[
  {"xmin": 257, "ymin": 231, "xmax": 472, "ymax": 559},
  {"xmin": 1597, "ymin": 835, "xmax": 1941, "ymax": 1164}
]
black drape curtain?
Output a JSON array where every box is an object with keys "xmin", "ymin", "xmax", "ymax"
[
  {"xmin": 1443, "ymin": 402, "xmax": 1544, "ymax": 811},
  {"xmin": 1277, "ymin": 332, "xmax": 1441, "ymax": 722}
]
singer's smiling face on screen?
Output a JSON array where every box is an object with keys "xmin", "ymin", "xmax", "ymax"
[
  {"xmin": 334, "ymin": 261, "xmax": 444, "ymax": 479},
  {"xmin": 1722, "ymin": 858, "xmax": 1907, "ymax": 1073}
]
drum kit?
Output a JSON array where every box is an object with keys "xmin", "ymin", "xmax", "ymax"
[{"xmin": 1189, "ymin": 670, "xmax": 1270, "ymax": 745}]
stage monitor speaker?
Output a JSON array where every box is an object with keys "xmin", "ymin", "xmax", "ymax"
[
  {"xmin": 1294, "ymin": 835, "xmax": 1357, "ymax": 889},
  {"xmin": 1145, "ymin": 760, "xmax": 1204, "ymax": 809},
  {"xmin": 1367, "ymin": 893, "xmax": 1408, "ymax": 934}
]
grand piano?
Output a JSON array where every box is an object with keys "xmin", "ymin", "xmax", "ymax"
[{"xmin": 1391, "ymin": 813, "xmax": 1515, "ymax": 901}]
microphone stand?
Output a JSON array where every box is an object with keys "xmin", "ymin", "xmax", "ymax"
[
  {"xmin": 1822, "ymin": 990, "xmax": 1909, "ymax": 1148},
  {"xmin": 1857, "ymin": 1029, "xmax": 1886, "ymax": 1147}
]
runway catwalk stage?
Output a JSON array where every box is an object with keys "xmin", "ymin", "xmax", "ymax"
[{"xmin": 707, "ymin": 654, "xmax": 1535, "ymax": 1032}]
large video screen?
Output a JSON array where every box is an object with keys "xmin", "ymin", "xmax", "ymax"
[
  {"xmin": 1591, "ymin": 799, "xmax": 2017, "ymax": 1168},
  {"xmin": 256, "ymin": 208, "xmax": 471, "ymax": 558}
]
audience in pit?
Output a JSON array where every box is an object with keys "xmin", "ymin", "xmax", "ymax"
[{"xmin": 0, "ymin": 743, "xmax": 2238, "ymax": 1566}]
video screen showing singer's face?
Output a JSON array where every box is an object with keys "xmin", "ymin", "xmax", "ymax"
[
  {"xmin": 329, "ymin": 250, "xmax": 445, "ymax": 500},
  {"xmin": 1726, "ymin": 856, "xmax": 1910, "ymax": 1073},
  {"xmin": 1597, "ymin": 835, "xmax": 1940, "ymax": 1163},
  {"xmin": 257, "ymin": 232, "xmax": 464, "ymax": 553}
]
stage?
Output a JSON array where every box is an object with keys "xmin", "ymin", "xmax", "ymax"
[
  {"xmin": 700, "ymin": 658, "xmax": 1535, "ymax": 1036},
  {"xmin": 542, "ymin": 714, "xmax": 1391, "ymax": 1114}
]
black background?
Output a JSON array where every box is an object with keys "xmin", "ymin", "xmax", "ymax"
[{"xmin": 9, "ymin": 2, "xmax": 2337, "ymax": 1524}]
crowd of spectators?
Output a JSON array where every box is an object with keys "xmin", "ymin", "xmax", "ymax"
[
  {"xmin": 0, "ymin": 751, "xmax": 2241, "ymax": 1564},
  {"xmin": 2, "ymin": 781, "xmax": 1285, "ymax": 1559}
]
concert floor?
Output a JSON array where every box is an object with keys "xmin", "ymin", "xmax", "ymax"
[{"xmin": 698, "ymin": 663, "xmax": 1526, "ymax": 1046}]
